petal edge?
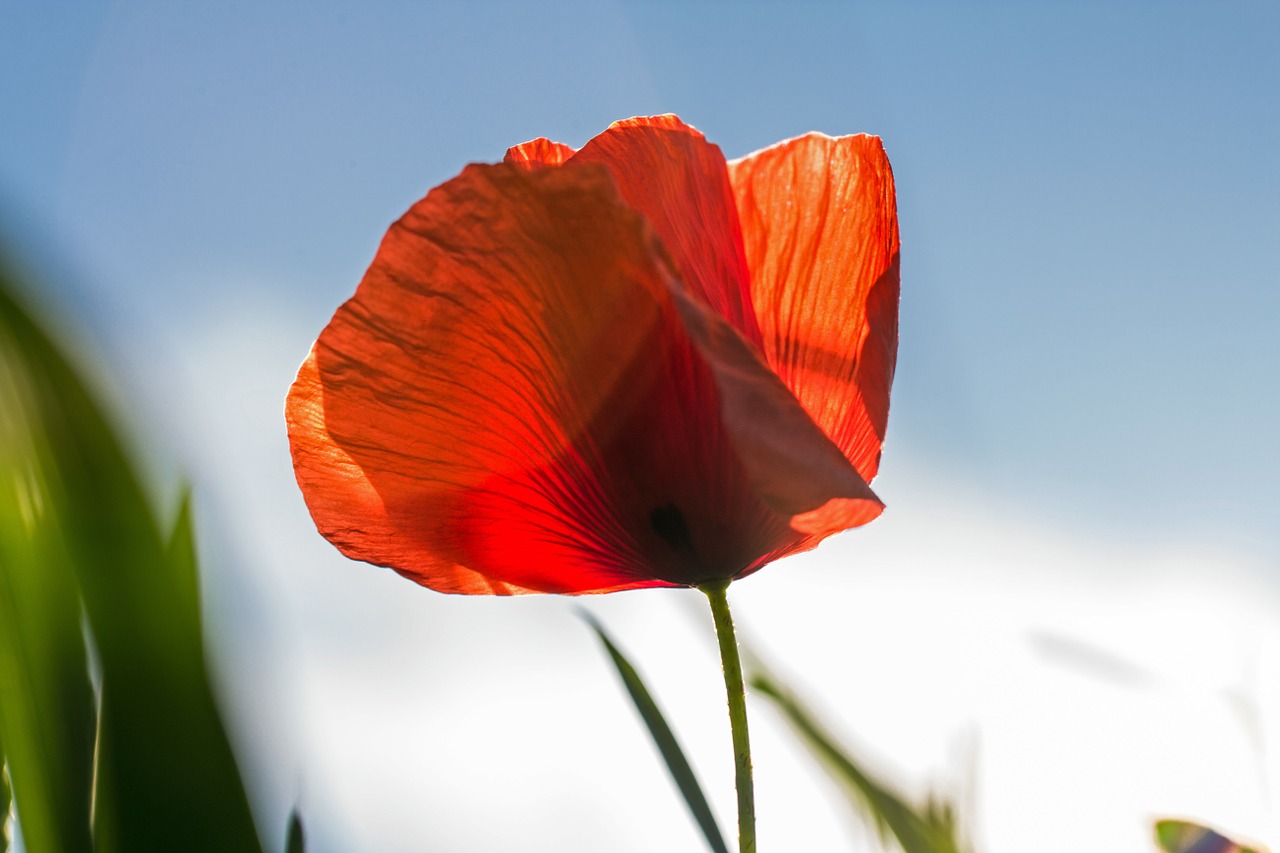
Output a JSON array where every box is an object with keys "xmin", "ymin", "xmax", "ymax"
[{"xmin": 729, "ymin": 132, "xmax": 900, "ymax": 482}]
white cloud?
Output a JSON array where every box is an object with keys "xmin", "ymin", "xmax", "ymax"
[{"xmin": 154, "ymin": 298, "xmax": 1279, "ymax": 853}]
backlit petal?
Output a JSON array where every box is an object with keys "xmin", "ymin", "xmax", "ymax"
[
  {"xmin": 571, "ymin": 116, "xmax": 763, "ymax": 346},
  {"xmin": 668, "ymin": 285, "xmax": 883, "ymax": 560},
  {"xmin": 288, "ymin": 347, "xmax": 535, "ymax": 594},
  {"xmin": 286, "ymin": 161, "xmax": 872, "ymax": 594},
  {"xmin": 503, "ymin": 137, "xmax": 575, "ymax": 169},
  {"xmin": 729, "ymin": 133, "xmax": 900, "ymax": 482}
]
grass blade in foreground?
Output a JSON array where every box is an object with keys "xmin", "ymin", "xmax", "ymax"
[
  {"xmin": 2, "ymin": 748, "xmax": 9, "ymax": 852},
  {"xmin": 1155, "ymin": 819, "xmax": 1267, "ymax": 853},
  {"xmin": 286, "ymin": 810, "xmax": 306, "ymax": 853},
  {"xmin": 750, "ymin": 669, "xmax": 966, "ymax": 853},
  {"xmin": 0, "ymin": 264, "xmax": 262, "ymax": 852},
  {"xmin": 0, "ymin": 275, "xmax": 100, "ymax": 853},
  {"xmin": 582, "ymin": 612, "xmax": 730, "ymax": 853}
]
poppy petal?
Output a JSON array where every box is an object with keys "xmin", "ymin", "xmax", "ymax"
[
  {"xmin": 503, "ymin": 137, "xmax": 575, "ymax": 169},
  {"xmin": 287, "ymin": 160, "xmax": 873, "ymax": 594},
  {"xmin": 288, "ymin": 161, "xmax": 682, "ymax": 594},
  {"xmin": 729, "ymin": 133, "xmax": 900, "ymax": 482},
  {"xmin": 668, "ymin": 283, "xmax": 883, "ymax": 551},
  {"xmin": 571, "ymin": 115, "xmax": 764, "ymax": 347},
  {"xmin": 288, "ymin": 347, "xmax": 535, "ymax": 595}
]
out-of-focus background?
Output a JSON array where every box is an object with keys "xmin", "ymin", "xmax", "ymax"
[{"xmin": 3, "ymin": 2, "xmax": 1278, "ymax": 850}]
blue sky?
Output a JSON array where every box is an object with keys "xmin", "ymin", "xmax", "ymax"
[
  {"xmin": 3, "ymin": 2, "xmax": 1280, "ymax": 850},
  {"xmin": 6, "ymin": 1, "xmax": 1278, "ymax": 556}
]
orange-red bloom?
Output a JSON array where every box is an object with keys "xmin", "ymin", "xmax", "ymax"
[{"xmin": 286, "ymin": 116, "xmax": 899, "ymax": 595}]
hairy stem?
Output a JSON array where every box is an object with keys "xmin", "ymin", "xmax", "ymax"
[{"xmin": 700, "ymin": 580, "xmax": 755, "ymax": 853}]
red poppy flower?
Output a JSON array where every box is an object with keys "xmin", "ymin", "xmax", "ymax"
[{"xmin": 286, "ymin": 115, "xmax": 899, "ymax": 595}]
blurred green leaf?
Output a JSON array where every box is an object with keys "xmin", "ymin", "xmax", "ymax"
[
  {"xmin": 165, "ymin": 488, "xmax": 200, "ymax": 596},
  {"xmin": 582, "ymin": 611, "xmax": 730, "ymax": 853},
  {"xmin": 286, "ymin": 809, "xmax": 305, "ymax": 853},
  {"xmin": 3, "ymin": 745, "xmax": 12, "ymax": 852},
  {"xmin": 750, "ymin": 669, "xmax": 967, "ymax": 853},
  {"xmin": 1155, "ymin": 818, "xmax": 1266, "ymax": 853},
  {"xmin": 0, "ymin": 264, "xmax": 262, "ymax": 852},
  {"xmin": 0, "ymin": 274, "xmax": 97, "ymax": 853}
]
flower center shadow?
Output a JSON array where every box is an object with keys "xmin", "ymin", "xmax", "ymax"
[{"xmin": 649, "ymin": 503, "xmax": 694, "ymax": 553}]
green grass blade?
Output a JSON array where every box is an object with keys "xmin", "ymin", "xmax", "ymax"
[
  {"xmin": 0, "ymin": 264, "xmax": 262, "ymax": 852},
  {"xmin": 0, "ymin": 277, "xmax": 97, "ymax": 853},
  {"xmin": 285, "ymin": 809, "xmax": 306, "ymax": 853},
  {"xmin": 582, "ymin": 612, "xmax": 730, "ymax": 853},
  {"xmin": 2, "ymin": 751, "xmax": 9, "ymax": 853},
  {"xmin": 164, "ymin": 488, "xmax": 200, "ymax": 597},
  {"xmin": 1155, "ymin": 818, "xmax": 1265, "ymax": 853},
  {"xmin": 3, "ymin": 737, "xmax": 13, "ymax": 852},
  {"xmin": 750, "ymin": 669, "xmax": 966, "ymax": 853}
]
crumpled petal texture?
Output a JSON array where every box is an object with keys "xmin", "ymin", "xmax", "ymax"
[
  {"xmin": 288, "ymin": 116, "xmax": 898, "ymax": 595},
  {"xmin": 729, "ymin": 132, "xmax": 900, "ymax": 483}
]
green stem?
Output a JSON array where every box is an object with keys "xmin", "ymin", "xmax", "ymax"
[{"xmin": 700, "ymin": 580, "xmax": 755, "ymax": 853}]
